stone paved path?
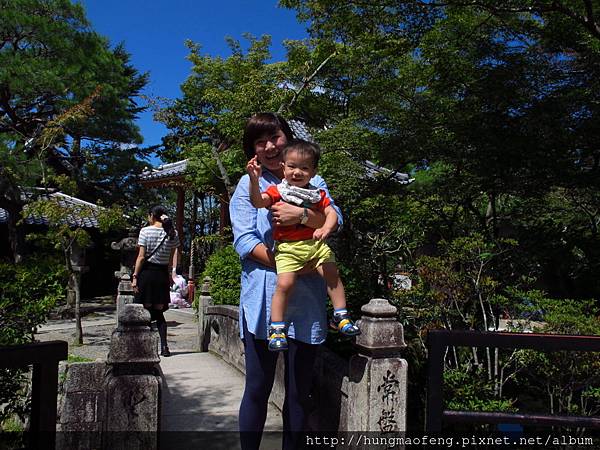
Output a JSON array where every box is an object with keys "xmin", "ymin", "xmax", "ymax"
[{"xmin": 35, "ymin": 303, "xmax": 283, "ymax": 449}]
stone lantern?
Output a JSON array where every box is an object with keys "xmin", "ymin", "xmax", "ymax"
[{"xmin": 111, "ymin": 228, "xmax": 139, "ymax": 323}]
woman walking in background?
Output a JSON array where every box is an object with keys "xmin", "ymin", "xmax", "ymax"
[{"xmin": 132, "ymin": 205, "xmax": 180, "ymax": 357}]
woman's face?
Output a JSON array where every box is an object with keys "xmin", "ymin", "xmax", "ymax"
[{"xmin": 253, "ymin": 129, "xmax": 288, "ymax": 174}]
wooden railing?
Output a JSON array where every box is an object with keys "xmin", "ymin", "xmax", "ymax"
[
  {"xmin": 426, "ymin": 330, "xmax": 600, "ymax": 432},
  {"xmin": 0, "ymin": 340, "xmax": 68, "ymax": 449}
]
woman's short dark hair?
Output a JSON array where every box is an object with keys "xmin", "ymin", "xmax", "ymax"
[
  {"xmin": 282, "ymin": 139, "xmax": 321, "ymax": 168},
  {"xmin": 149, "ymin": 205, "xmax": 176, "ymax": 240},
  {"xmin": 242, "ymin": 113, "xmax": 294, "ymax": 160}
]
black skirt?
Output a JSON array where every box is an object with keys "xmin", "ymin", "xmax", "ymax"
[{"xmin": 135, "ymin": 262, "xmax": 170, "ymax": 309}]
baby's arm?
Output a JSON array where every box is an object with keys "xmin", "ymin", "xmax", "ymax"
[
  {"xmin": 247, "ymin": 156, "xmax": 272, "ymax": 209},
  {"xmin": 313, "ymin": 205, "xmax": 338, "ymax": 241}
]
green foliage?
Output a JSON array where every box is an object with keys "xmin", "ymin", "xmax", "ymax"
[
  {"xmin": 445, "ymin": 368, "xmax": 516, "ymax": 413},
  {"xmin": 0, "ymin": 257, "xmax": 67, "ymax": 426},
  {"xmin": 200, "ymin": 245, "xmax": 241, "ymax": 306},
  {"xmin": 157, "ymin": 0, "xmax": 600, "ymax": 427},
  {"xmin": 0, "ymin": 258, "xmax": 68, "ymax": 345},
  {"xmin": 1, "ymin": 0, "xmax": 150, "ymax": 262},
  {"xmin": 158, "ymin": 34, "xmax": 290, "ymax": 193},
  {"xmin": 67, "ymin": 354, "xmax": 93, "ymax": 363},
  {"xmin": 510, "ymin": 293, "xmax": 600, "ymax": 417}
]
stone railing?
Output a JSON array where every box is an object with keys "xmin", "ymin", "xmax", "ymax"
[
  {"xmin": 57, "ymin": 304, "xmax": 161, "ymax": 450},
  {"xmin": 197, "ymin": 277, "xmax": 408, "ymax": 432}
]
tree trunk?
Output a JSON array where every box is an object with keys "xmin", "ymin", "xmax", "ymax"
[
  {"xmin": 5, "ymin": 203, "xmax": 26, "ymax": 263},
  {"xmin": 73, "ymin": 271, "xmax": 83, "ymax": 345},
  {"xmin": 66, "ymin": 272, "xmax": 76, "ymax": 308}
]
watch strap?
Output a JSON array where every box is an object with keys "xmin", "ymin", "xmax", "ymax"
[{"xmin": 300, "ymin": 206, "xmax": 309, "ymax": 225}]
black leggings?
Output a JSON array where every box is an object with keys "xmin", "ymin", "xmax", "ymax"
[
  {"xmin": 239, "ymin": 318, "xmax": 318, "ymax": 450},
  {"xmin": 149, "ymin": 309, "xmax": 166, "ymax": 326}
]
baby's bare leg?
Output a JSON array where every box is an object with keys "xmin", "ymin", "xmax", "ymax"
[
  {"xmin": 317, "ymin": 262, "xmax": 346, "ymax": 310},
  {"xmin": 271, "ymin": 271, "xmax": 298, "ymax": 322}
]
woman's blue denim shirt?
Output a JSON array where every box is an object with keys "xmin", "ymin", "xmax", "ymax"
[{"xmin": 229, "ymin": 169, "xmax": 343, "ymax": 344}]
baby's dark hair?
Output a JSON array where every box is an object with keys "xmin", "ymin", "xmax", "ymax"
[
  {"xmin": 282, "ymin": 139, "xmax": 321, "ymax": 168},
  {"xmin": 149, "ymin": 205, "xmax": 176, "ymax": 240}
]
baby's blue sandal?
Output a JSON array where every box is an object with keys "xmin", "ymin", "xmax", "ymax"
[
  {"xmin": 330, "ymin": 313, "xmax": 361, "ymax": 337},
  {"xmin": 268, "ymin": 327, "xmax": 288, "ymax": 352}
]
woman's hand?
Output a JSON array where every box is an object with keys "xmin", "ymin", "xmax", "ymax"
[
  {"xmin": 246, "ymin": 156, "xmax": 262, "ymax": 181},
  {"xmin": 249, "ymin": 243, "xmax": 277, "ymax": 269},
  {"xmin": 132, "ymin": 277, "xmax": 139, "ymax": 293},
  {"xmin": 270, "ymin": 201, "xmax": 302, "ymax": 226}
]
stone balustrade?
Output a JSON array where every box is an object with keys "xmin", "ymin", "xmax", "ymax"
[
  {"xmin": 197, "ymin": 279, "xmax": 408, "ymax": 433},
  {"xmin": 57, "ymin": 304, "xmax": 161, "ymax": 450}
]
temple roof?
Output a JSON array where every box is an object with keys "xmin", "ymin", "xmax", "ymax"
[
  {"xmin": 136, "ymin": 119, "xmax": 413, "ymax": 186},
  {"xmin": 288, "ymin": 119, "xmax": 314, "ymax": 141},
  {"xmin": 362, "ymin": 160, "xmax": 413, "ymax": 184},
  {"xmin": 0, "ymin": 190, "xmax": 105, "ymax": 228},
  {"xmin": 138, "ymin": 159, "xmax": 189, "ymax": 184}
]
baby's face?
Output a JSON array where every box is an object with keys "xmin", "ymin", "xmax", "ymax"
[{"xmin": 282, "ymin": 150, "xmax": 317, "ymax": 187}]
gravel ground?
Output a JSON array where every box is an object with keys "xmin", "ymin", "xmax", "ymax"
[{"xmin": 35, "ymin": 302, "xmax": 199, "ymax": 361}]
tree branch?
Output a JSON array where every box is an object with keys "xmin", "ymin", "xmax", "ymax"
[
  {"xmin": 278, "ymin": 51, "xmax": 337, "ymax": 115},
  {"xmin": 211, "ymin": 141, "xmax": 234, "ymax": 197}
]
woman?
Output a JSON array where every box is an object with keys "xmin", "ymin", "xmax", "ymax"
[
  {"xmin": 230, "ymin": 113, "xmax": 342, "ymax": 449},
  {"xmin": 132, "ymin": 205, "xmax": 180, "ymax": 357}
]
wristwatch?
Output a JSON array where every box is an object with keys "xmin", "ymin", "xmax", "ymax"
[{"xmin": 300, "ymin": 206, "xmax": 309, "ymax": 225}]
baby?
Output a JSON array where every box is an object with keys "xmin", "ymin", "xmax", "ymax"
[{"xmin": 247, "ymin": 139, "xmax": 360, "ymax": 351}]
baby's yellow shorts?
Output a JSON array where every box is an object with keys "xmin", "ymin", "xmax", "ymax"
[{"xmin": 275, "ymin": 239, "xmax": 336, "ymax": 274}]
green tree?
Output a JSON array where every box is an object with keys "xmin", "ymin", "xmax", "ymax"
[
  {"xmin": 157, "ymin": 35, "xmax": 289, "ymax": 196},
  {"xmin": 0, "ymin": 257, "xmax": 68, "ymax": 429},
  {"xmin": 281, "ymin": 0, "xmax": 600, "ymax": 429},
  {"xmin": 0, "ymin": 0, "xmax": 149, "ymax": 261},
  {"xmin": 21, "ymin": 91, "xmax": 128, "ymax": 344},
  {"xmin": 281, "ymin": 0, "xmax": 600, "ymax": 299}
]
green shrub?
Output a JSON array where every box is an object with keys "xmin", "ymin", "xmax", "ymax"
[
  {"xmin": 0, "ymin": 257, "xmax": 68, "ymax": 428},
  {"xmin": 199, "ymin": 245, "xmax": 241, "ymax": 306},
  {"xmin": 0, "ymin": 257, "xmax": 67, "ymax": 345}
]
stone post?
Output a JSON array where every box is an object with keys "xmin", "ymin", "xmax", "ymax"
[
  {"xmin": 111, "ymin": 229, "xmax": 138, "ymax": 323},
  {"xmin": 104, "ymin": 304, "xmax": 161, "ymax": 450},
  {"xmin": 114, "ymin": 274, "xmax": 135, "ymax": 325},
  {"xmin": 346, "ymin": 299, "xmax": 407, "ymax": 437},
  {"xmin": 197, "ymin": 276, "xmax": 213, "ymax": 352}
]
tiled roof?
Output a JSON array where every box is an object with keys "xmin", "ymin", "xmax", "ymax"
[
  {"xmin": 288, "ymin": 119, "xmax": 315, "ymax": 142},
  {"xmin": 136, "ymin": 122, "xmax": 314, "ymax": 183},
  {"xmin": 134, "ymin": 119, "xmax": 413, "ymax": 186},
  {"xmin": 289, "ymin": 119, "xmax": 413, "ymax": 185},
  {"xmin": 0, "ymin": 190, "xmax": 104, "ymax": 228},
  {"xmin": 138, "ymin": 159, "xmax": 189, "ymax": 182},
  {"xmin": 363, "ymin": 160, "xmax": 414, "ymax": 185}
]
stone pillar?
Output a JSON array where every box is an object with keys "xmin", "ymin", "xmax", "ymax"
[
  {"xmin": 114, "ymin": 274, "xmax": 135, "ymax": 325},
  {"xmin": 197, "ymin": 276, "xmax": 213, "ymax": 352},
  {"xmin": 111, "ymin": 229, "xmax": 138, "ymax": 323},
  {"xmin": 346, "ymin": 299, "xmax": 408, "ymax": 436},
  {"xmin": 104, "ymin": 304, "xmax": 160, "ymax": 450}
]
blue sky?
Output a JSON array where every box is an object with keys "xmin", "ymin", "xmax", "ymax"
[{"xmin": 80, "ymin": 0, "xmax": 308, "ymax": 157}]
